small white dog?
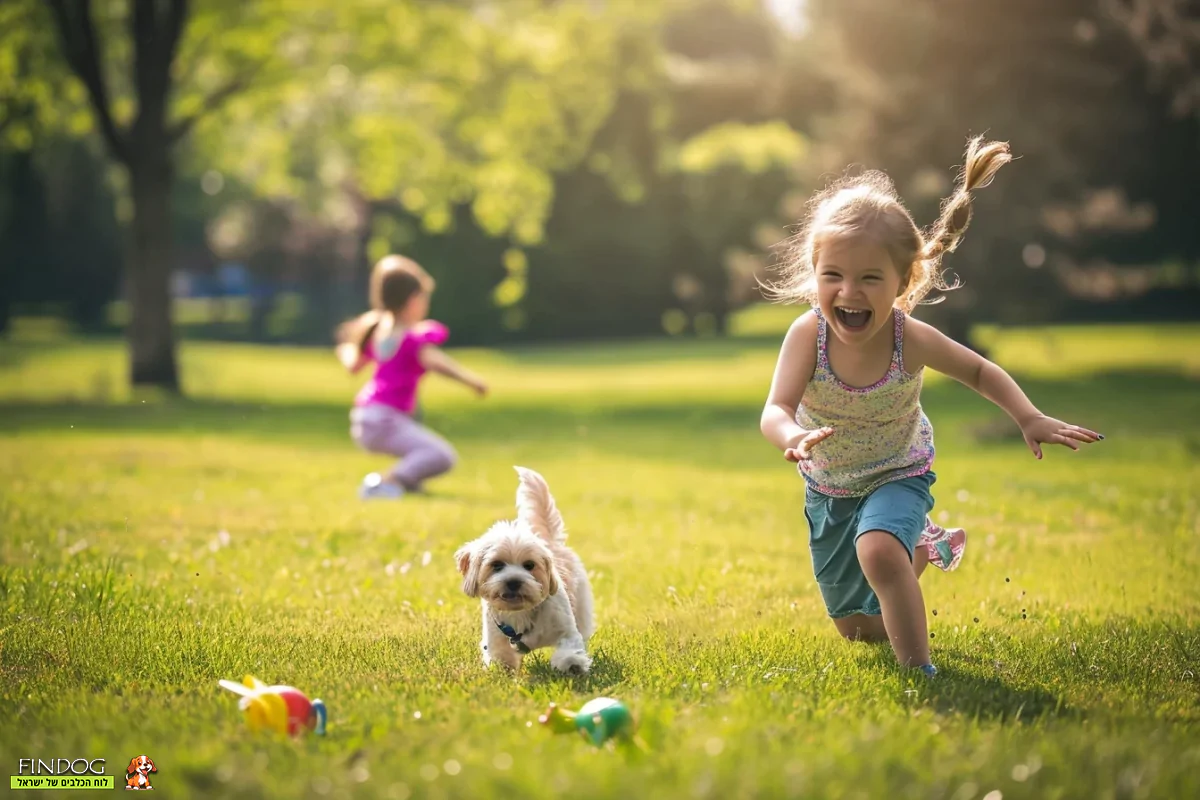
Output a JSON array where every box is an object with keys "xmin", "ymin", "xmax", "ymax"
[{"xmin": 454, "ymin": 467, "xmax": 594, "ymax": 675}]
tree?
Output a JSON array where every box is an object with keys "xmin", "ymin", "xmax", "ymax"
[
  {"xmin": 31, "ymin": 0, "xmax": 296, "ymax": 390},
  {"xmin": 193, "ymin": 1, "xmax": 672, "ymax": 330},
  {"xmin": 2, "ymin": 1, "xmax": 822, "ymax": 353},
  {"xmin": 41, "ymin": 0, "xmax": 181, "ymax": 388},
  {"xmin": 3, "ymin": 1, "xmax": 675, "ymax": 385}
]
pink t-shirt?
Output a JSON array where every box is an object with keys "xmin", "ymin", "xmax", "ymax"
[{"xmin": 354, "ymin": 320, "xmax": 449, "ymax": 414}]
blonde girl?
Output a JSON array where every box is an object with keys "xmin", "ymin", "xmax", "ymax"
[{"xmin": 760, "ymin": 137, "xmax": 1102, "ymax": 675}]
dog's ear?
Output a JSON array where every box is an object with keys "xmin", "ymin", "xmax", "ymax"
[
  {"xmin": 125, "ymin": 758, "xmax": 139, "ymax": 776},
  {"xmin": 542, "ymin": 555, "xmax": 560, "ymax": 597},
  {"xmin": 454, "ymin": 542, "xmax": 481, "ymax": 597},
  {"xmin": 454, "ymin": 543, "xmax": 472, "ymax": 576},
  {"xmin": 146, "ymin": 758, "xmax": 156, "ymax": 774}
]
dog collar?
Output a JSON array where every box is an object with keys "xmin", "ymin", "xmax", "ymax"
[{"xmin": 493, "ymin": 618, "xmax": 532, "ymax": 653}]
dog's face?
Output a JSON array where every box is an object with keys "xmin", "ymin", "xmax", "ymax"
[
  {"xmin": 455, "ymin": 522, "xmax": 559, "ymax": 611},
  {"xmin": 126, "ymin": 755, "xmax": 155, "ymax": 776}
]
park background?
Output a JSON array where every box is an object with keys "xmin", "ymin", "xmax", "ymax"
[{"xmin": 1, "ymin": 1, "xmax": 1198, "ymax": 798}]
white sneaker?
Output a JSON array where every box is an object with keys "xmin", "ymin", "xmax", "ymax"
[{"xmin": 359, "ymin": 473, "xmax": 404, "ymax": 500}]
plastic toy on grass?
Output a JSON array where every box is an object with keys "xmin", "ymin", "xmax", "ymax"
[
  {"xmin": 538, "ymin": 697, "xmax": 635, "ymax": 746},
  {"xmin": 218, "ymin": 675, "xmax": 327, "ymax": 737}
]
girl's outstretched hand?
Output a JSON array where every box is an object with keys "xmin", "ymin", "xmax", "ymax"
[
  {"xmin": 1020, "ymin": 415, "xmax": 1103, "ymax": 459},
  {"xmin": 784, "ymin": 427, "xmax": 835, "ymax": 462}
]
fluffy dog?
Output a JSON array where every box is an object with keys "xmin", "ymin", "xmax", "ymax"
[{"xmin": 455, "ymin": 467, "xmax": 594, "ymax": 674}]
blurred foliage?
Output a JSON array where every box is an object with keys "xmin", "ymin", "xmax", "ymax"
[
  {"xmin": 1105, "ymin": 0, "xmax": 1200, "ymax": 121},
  {"xmin": 676, "ymin": 121, "xmax": 807, "ymax": 175},
  {"xmin": 1, "ymin": 0, "xmax": 1197, "ymax": 361},
  {"xmin": 788, "ymin": 0, "xmax": 1200, "ymax": 344},
  {"xmin": 189, "ymin": 1, "xmax": 665, "ymax": 245}
]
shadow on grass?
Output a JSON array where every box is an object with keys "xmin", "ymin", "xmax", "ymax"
[
  {"xmin": 0, "ymin": 396, "xmax": 761, "ymax": 449},
  {"xmin": 911, "ymin": 614, "xmax": 1200, "ymax": 723},
  {"xmin": 522, "ymin": 646, "xmax": 627, "ymax": 693},
  {"xmin": 841, "ymin": 639, "xmax": 1079, "ymax": 723},
  {"xmin": 0, "ymin": 368, "xmax": 1195, "ymax": 465},
  {"xmin": 917, "ymin": 664, "xmax": 1076, "ymax": 722},
  {"xmin": 496, "ymin": 335, "xmax": 777, "ymax": 367}
]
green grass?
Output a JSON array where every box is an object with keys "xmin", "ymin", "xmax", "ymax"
[{"xmin": 1, "ymin": 322, "xmax": 1198, "ymax": 799}]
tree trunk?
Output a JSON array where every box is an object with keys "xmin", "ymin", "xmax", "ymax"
[
  {"xmin": 127, "ymin": 150, "xmax": 180, "ymax": 391},
  {"xmin": 45, "ymin": 0, "xmax": 191, "ymax": 391}
]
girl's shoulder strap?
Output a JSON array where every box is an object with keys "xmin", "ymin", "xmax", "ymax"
[
  {"xmin": 373, "ymin": 332, "xmax": 400, "ymax": 362},
  {"xmin": 812, "ymin": 307, "xmax": 830, "ymax": 371},
  {"xmin": 892, "ymin": 307, "xmax": 906, "ymax": 373}
]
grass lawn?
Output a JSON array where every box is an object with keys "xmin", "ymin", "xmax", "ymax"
[{"xmin": 1, "ymin": 321, "xmax": 1198, "ymax": 798}]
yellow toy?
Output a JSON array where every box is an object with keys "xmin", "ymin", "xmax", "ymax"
[{"xmin": 218, "ymin": 675, "xmax": 327, "ymax": 737}]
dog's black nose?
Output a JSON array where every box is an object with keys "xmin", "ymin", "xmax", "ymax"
[{"xmin": 505, "ymin": 579, "xmax": 522, "ymax": 592}]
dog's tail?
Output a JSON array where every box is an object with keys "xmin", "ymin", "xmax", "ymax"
[{"xmin": 514, "ymin": 466, "xmax": 567, "ymax": 544}]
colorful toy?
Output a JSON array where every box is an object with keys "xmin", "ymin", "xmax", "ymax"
[
  {"xmin": 538, "ymin": 697, "xmax": 634, "ymax": 746},
  {"xmin": 218, "ymin": 675, "xmax": 327, "ymax": 737}
]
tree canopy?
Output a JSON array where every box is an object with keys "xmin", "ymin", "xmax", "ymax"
[{"xmin": 1, "ymin": 0, "xmax": 1194, "ymax": 386}]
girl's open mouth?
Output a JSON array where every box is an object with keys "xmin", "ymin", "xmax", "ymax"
[{"xmin": 835, "ymin": 307, "xmax": 872, "ymax": 329}]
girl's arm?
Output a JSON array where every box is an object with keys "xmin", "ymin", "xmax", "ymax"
[
  {"xmin": 419, "ymin": 346, "xmax": 488, "ymax": 396},
  {"xmin": 905, "ymin": 317, "xmax": 1102, "ymax": 458},
  {"xmin": 337, "ymin": 343, "xmax": 369, "ymax": 374},
  {"xmin": 760, "ymin": 313, "xmax": 834, "ymax": 461}
]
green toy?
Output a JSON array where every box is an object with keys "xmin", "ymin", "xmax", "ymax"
[{"xmin": 538, "ymin": 697, "xmax": 635, "ymax": 746}]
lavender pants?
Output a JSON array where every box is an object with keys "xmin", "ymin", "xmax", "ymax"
[{"xmin": 350, "ymin": 404, "xmax": 457, "ymax": 489}]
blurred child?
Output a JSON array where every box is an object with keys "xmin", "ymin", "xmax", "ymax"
[
  {"xmin": 337, "ymin": 255, "xmax": 487, "ymax": 499},
  {"xmin": 759, "ymin": 137, "xmax": 1102, "ymax": 675}
]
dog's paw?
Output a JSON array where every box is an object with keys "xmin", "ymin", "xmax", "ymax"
[
  {"xmin": 551, "ymin": 648, "xmax": 592, "ymax": 676},
  {"xmin": 484, "ymin": 653, "xmax": 521, "ymax": 672}
]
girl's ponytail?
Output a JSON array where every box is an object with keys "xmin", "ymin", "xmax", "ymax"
[
  {"xmin": 921, "ymin": 136, "xmax": 1012, "ymax": 262},
  {"xmin": 766, "ymin": 135, "xmax": 1012, "ymax": 314},
  {"xmin": 336, "ymin": 310, "xmax": 383, "ymax": 358},
  {"xmin": 335, "ymin": 255, "xmax": 435, "ymax": 358}
]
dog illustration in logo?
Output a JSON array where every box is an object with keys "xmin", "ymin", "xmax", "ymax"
[{"xmin": 124, "ymin": 755, "xmax": 156, "ymax": 790}]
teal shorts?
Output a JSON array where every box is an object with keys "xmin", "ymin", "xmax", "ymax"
[{"xmin": 803, "ymin": 471, "xmax": 936, "ymax": 618}]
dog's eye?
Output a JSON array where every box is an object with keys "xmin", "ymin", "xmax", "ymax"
[
  {"xmin": 522, "ymin": 561, "xmax": 536, "ymax": 571},
  {"xmin": 491, "ymin": 561, "xmax": 505, "ymax": 572}
]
